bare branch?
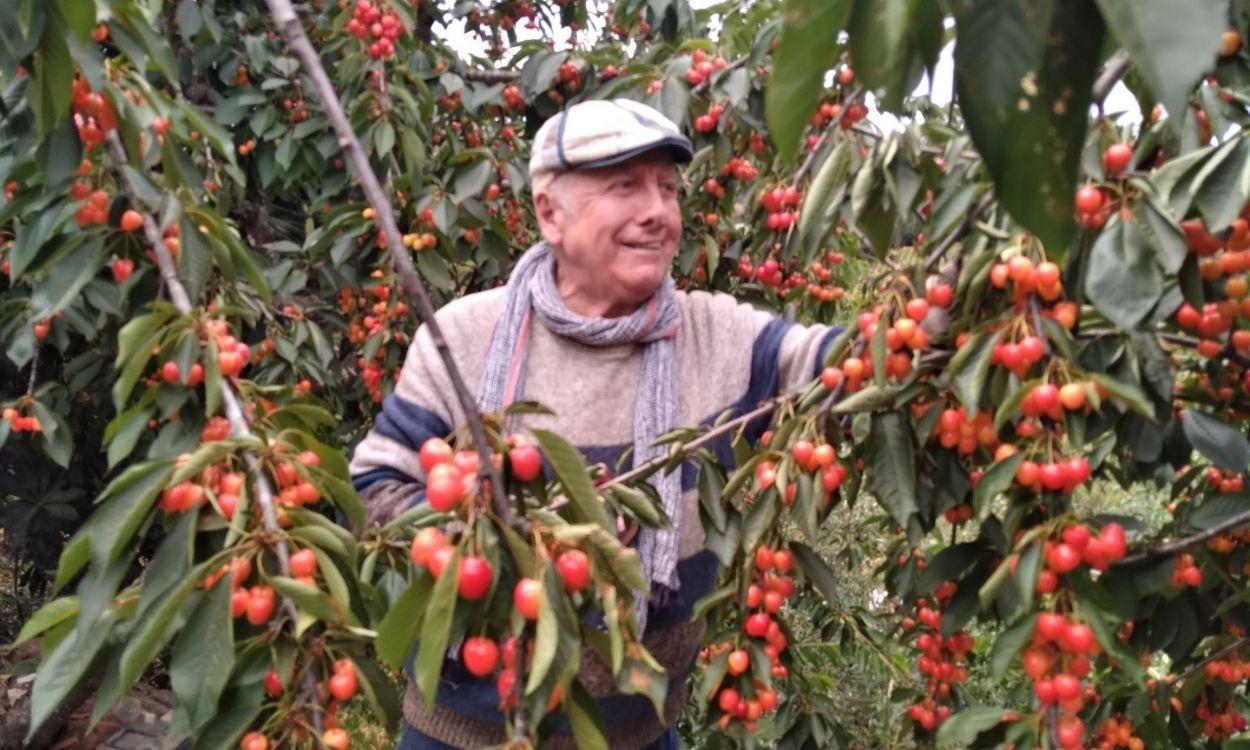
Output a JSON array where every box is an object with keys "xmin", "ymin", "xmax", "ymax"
[
  {"xmin": 1093, "ymin": 50, "xmax": 1132, "ymax": 109},
  {"xmin": 1114, "ymin": 508, "xmax": 1250, "ymax": 567},
  {"xmin": 924, "ymin": 190, "xmax": 993, "ymax": 271}
]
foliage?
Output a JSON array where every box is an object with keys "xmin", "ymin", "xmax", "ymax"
[{"xmin": 3, "ymin": 0, "xmax": 1250, "ymax": 748}]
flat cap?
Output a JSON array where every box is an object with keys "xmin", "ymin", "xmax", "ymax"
[{"xmin": 528, "ymin": 99, "xmax": 694, "ymax": 192}]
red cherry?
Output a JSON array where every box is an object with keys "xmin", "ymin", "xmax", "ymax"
[
  {"xmin": 1075, "ymin": 186, "xmax": 1105, "ymax": 214},
  {"xmin": 120, "ymin": 209, "xmax": 143, "ymax": 232},
  {"xmin": 289, "ymin": 548, "xmax": 317, "ymax": 578},
  {"xmin": 410, "ymin": 527, "xmax": 446, "ymax": 568},
  {"xmin": 263, "ymin": 669, "xmax": 283, "ymax": 697},
  {"xmin": 1102, "ymin": 143, "xmax": 1133, "ymax": 175},
  {"xmin": 718, "ymin": 687, "xmax": 740, "ymax": 713},
  {"xmin": 513, "ymin": 578, "xmax": 542, "ymax": 620},
  {"xmin": 904, "ymin": 298, "xmax": 930, "ymax": 322},
  {"xmin": 458, "ymin": 556, "xmax": 493, "ymax": 600},
  {"xmin": 162, "ymin": 361, "xmax": 181, "ymax": 383},
  {"xmin": 1031, "ymin": 383, "xmax": 1059, "ymax": 412},
  {"xmin": 329, "ymin": 669, "xmax": 357, "ymax": 701},
  {"xmin": 745, "ymin": 613, "xmax": 771, "ymax": 638},
  {"xmin": 556, "ymin": 549, "xmax": 591, "ymax": 592},
  {"xmin": 509, "ymin": 443, "xmax": 542, "ymax": 482},
  {"xmin": 1035, "ymin": 612, "xmax": 1067, "ymax": 642},
  {"xmin": 754, "ymin": 546, "xmax": 775, "ymax": 571},
  {"xmin": 926, "ymin": 284, "xmax": 953, "ymax": 308},
  {"xmin": 428, "ymin": 546, "xmax": 455, "ymax": 579},
  {"xmin": 419, "ymin": 438, "xmax": 454, "ymax": 471},
  {"xmin": 1046, "ymin": 542, "xmax": 1081, "ymax": 574},
  {"xmin": 790, "ymin": 440, "xmax": 814, "ymax": 469},
  {"xmin": 1059, "ymin": 622, "xmax": 1094, "ymax": 654},
  {"xmin": 462, "ymin": 636, "xmax": 500, "ymax": 677},
  {"xmin": 110, "ymin": 257, "xmax": 135, "ymax": 283},
  {"xmin": 727, "ymin": 649, "xmax": 749, "ymax": 675},
  {"xmin": 246, "ymin": 586, "xmax": 275, "ymax": 625},
  {"xmin": 425, "ymin": 463, "xmax": 465, "ymax": 511}
]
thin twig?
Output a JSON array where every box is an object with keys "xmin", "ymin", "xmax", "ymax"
[
  {"xmin": 923, "ymin": 190, "xmax": 993, "ymax": 271},
  {"xmin": 1114, "ymin": 507, "xmax": 1250, "ymax": 567},
  {"xmin": 26, "ymin": 346, "xmax": 38, "ymax": 395},
  {"xmin": 598, "ymin": 393, "xmax": 795, "ymax": 491},
  {"xmin": 1173, "ymin": 636, "xmax": 1250, "ymax": 684},
  {"xmin": 265, "ymin": 0, "xmax": 526, "ymax": 535},
  {"xmin": 102, "ymin": 130, "xmax": 323, "ymax": 737},
  {"xmin": 1092, "ymin": 50, "xmax": 1132, "ymax": 110},
  {"xmin": 462, "ymin": 69, "xmax": 520, "ymax": 83}
]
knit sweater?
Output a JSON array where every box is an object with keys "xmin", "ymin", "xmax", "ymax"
[{"xmin": 349, "ymin": 286, "xmax": 837, "ymax": 749}]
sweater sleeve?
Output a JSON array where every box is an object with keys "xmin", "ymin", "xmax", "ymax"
[
  {"xmin": 777, "ymin": 322, "xmax": 843, "ymax": 395},
  {"xmin": 348, "ymin": 324, "xmax": 456, "ymax": 528}
]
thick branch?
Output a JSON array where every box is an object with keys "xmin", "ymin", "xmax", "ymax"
[
  {"xmin": 265, "ymin": 0, "xmax": 524, "ymax": 535},
  {"xmin": 1114, "ymin": 507, "xmax": 1250, "ymax": 567},
  {"xmin": 102, "ymin": 130, "xmax": 322, "ymax": 736}
]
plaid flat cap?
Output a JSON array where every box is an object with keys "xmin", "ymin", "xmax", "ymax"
[{"xmin": 528, "ymin": 99, "xmax": 694, "ymax": 192}]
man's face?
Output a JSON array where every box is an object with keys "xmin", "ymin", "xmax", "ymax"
[{"xmin": 536, "ymin": 151, "xmax": 682, "ymax": 317}]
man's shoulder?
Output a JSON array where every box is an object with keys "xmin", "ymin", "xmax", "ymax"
[
  {"xmin": 436, "ymin": 285, "xmax": 508, "ymax": 323},
  {"xmin": 675, "ymin": 288, "xmax": 774, "ymax": 334}
]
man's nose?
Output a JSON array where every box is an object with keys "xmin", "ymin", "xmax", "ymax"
[{"xmin": 634, "ymin": 180, "xmax": 671, "ymax": 226}]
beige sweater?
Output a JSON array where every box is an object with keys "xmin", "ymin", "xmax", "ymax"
[{"xmin": 350, "ymin": 286, "xmax": 836, "ymax": 748}]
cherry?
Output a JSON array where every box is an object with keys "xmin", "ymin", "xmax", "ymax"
[
  {"xmin": 289, "ymin": 548, "xmax": 317, "ymax": 578},
  {"xmin": 745, "ymin": 612, "xmax": 771, "ymax": 638},
  {"xmin": 1035, "ymin": 612, "xmax": 1067, "ymax": 642},
  {"xmin": 462, "ymin": 636, "xmax": 500, "ymax": 677},
  {"xmin": 556, "ymin": 549, "xmax": 591, "ymax": 592},
  {"xmin": 1103, "ymin": 143, "xmax": 1133, "ymax": 175},
  {"xmin": 328, "ymin": 669, "xmax": 357, "ymax": 701},
  {"xmin": 120, "ymin": 209, "xmax": 143, "ymax": 232},
  {"xmin": 727, "ymin": 649, "xmax": 749, "ymax": 675},
  {"xmin": 246, "ymin": 586, "xmax": 275, "ymax": 625},
  {"xmin": 162, "ymin": 361, "xmax": 181, "ymax": 383},
  {"xmin": 410, "ymin": 527, "xmax": 446, "ymax": 568},
  {"xmin": 509, "ymin": 443, "xmax": 542, "ymax": 482},
  {"xmin": 1046, "ymin": 542, "xmax": 1081, "ymax": 573},
  {"xmin": 425, "ymin": 463, "xmax": 465, "ymax": 512},
  {"xmin": 718, "ymin": 687, "xmax": 740, "ymax": 713},
  {"xmin": 1075, "ymin": 186, "xmax": 1105, "ymax": 214},
  {"xmin": 513, "ymin": 577, "xmax": 542, "ymax": 620},
  {"xmin": 263, "ymin": 669, "xmax": 283, "ymax": 697},
  {"xmin": 428, "ymin": 546, "xmax": 455, "ymax": 579},
  {"xmin": 110, "ymin": 257, "xmax": 135, "ymax": 283},
  {"xmin": 458, "ymin": 556, "xmax": 493, "ymax": 600},
  {"xmin": 321, "ymin": 728, "xmax": 349, "ymax": 750},
  {"xmin": 926, "ymin": 284, "xmax": 954, "ymax": 308},
  {"xmin": 240, "ymin": 732, "xmax": 269, "ymax": 750},
  {"xmin": 419, "ymin": 438, "xmax": 454, "ymax": 471},
  {"xmin": 1060, "ymin": 622, "xmax": 1094, "ymax": 654}
]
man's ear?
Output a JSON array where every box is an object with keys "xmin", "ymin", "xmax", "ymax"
[{"xmin": 533, "ymin": 190, "xmax": 565, "ymax": 248}]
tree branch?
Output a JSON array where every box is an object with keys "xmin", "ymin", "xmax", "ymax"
[
  {"xmin": 1113, "ymin": 507, "xmax": 1250, "ymax": 567},
  {"xmin": 1174, "ymin": 635, "xmax": 1250, "ymax": 684},
  {"xmin": 102, "ymin": 130, "xmax": 324, "ymax": 739},
  {"xmin": 924, "ymin": 190, "xmax": 993, "ymax": 271},
  {"xmin": 462, "ymin": 69, "xmax": 520, "ymax": 83},
  {"xmin": 1093, "ymin": 50, "xmax": 1132, "ymax": 109},
  {"xmin": 265, "ymin": 0, "xmax": 526, "ymax": 535}
]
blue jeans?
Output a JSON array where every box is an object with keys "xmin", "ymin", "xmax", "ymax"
[{"xmin": 396, "ymin": 723, "xmax": 679, "ymax": 749}]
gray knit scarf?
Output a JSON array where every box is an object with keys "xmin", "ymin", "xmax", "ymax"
[{"xmin": 477, "ymin": 242, "xmax": 681, "ymax": 635}]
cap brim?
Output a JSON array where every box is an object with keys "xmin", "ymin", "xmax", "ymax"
[{"xmin": 567, "ymin": 135, "xmax": 694, "ymax": 171}]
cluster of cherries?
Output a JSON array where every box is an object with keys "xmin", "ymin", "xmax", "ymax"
[
  {"xmin": 719, "ymin": 156, "xmax": 760, "ymax": 182},
  {"xmin": 684, "ymin": 49, "xmax": 729, "ymax": 85},
  {"xmin": 1073, "ymin": 143, "xmax": 1134, "ymax": 229},
  {"xmin": 71, "ymin": 77, "xmax": 117, "ymax": 152},
  {"xmin": 70, "ymin": 157, "xmax": 113, "ymax": 228},
  {"xmin": 930, "ymin": 405, "xmax": 999, "ymax": 457},
  {"xmin": 2, "ymin": 406, "xmax": 41, "ymax": 433},
  {"xmin": 703, "ymin": 544, "xmax": 795, "ymax": 731},
  {"xmin": 901, "ymin": 584, "xmax": 973, "ymax": 731},
  {"xmin": 759, "ymin": 184, "xmax": 802, "ymax": 231},
  {"xmin": 345, "ymin": 0, "xmax": 404, "ymax": 60},
  {"xmin": 694, "ymin": 102, "xmax": 726, "ymax": 133},
  {"xmin": 1195, "ymin": 696, "xmax": 1248, "ymax": 743},
  {"xmin": 988, "ymin": 255, "xmax": 1065, "ymax": 303},
  {"xmin": 1091, "ymin": 715, "xmax": 1145, "ymax": 750}
]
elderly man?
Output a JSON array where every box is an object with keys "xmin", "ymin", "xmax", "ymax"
[{"xmin": 350, "ymin": 99, "xmax": 838, "ymax": 749}]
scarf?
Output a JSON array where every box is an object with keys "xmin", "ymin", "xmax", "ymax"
[{"xmin": 477, "ymin": 242, "xmax": 681, "ymax": 634}]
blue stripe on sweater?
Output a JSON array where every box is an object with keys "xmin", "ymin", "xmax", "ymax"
[
  {"xmin": 352, "ymin": 466, "xmax": 417, "ymax": 493},
  {"xmin": 373, "ymin": 394, "xmax": 452, "ymax": 452},
  {"xmin": 812, "ymin": 325, "xmax": 845, "ymax": 377}
]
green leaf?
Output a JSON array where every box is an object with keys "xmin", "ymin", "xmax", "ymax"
[
  {"xmin": 269, "ymin": 576, "xmax": 345, "ymax": 624},
  {"xmin": 864, "ymin": 411, "xmax": 919, "ymax": 535},
  {"xmin": 989, "ymin": 613, "xmax": 1037, "ymax": 679},
  {"xmin": 766, "ymin": 0, "xmax": 851, "ymax": 163},
  {"xmin": 376, "ymin": 577, "xmax": 432, "ymax": 670},
  {"xmin": 29, "ymin": 237, "xmax": 103, "ymax": 319},
  {"xmin": 117, "ymin": 574, "xmax": 199, "ymax": 701},
  {"xmin": 170, "ymin": 582, "xmax": 234, "ymax": 732},
  {"xmin": 847, "ymin": 0, "xmax": 913, "ymax": 112},
  {"xmin": 1188, "ymin": 493, "xmax": 1250, "ymax": 531},
  {"xmin": 416, "ymin": 549, "xmax": 459, "ymax": 709},
  {"xmin": 791, "ymin": 541, "xmax": 838, "ymax": 605},
  {"xmin": 532, "ymin": 429, "xmax": 613, "ymax": 533},
  {"xmin": 831, "ymin": 383, "xmax": 897, "ymax": 414},
  {"xmin": 87, "ymin": 460, "xmax": 171, "ymax": 568},
  {"xmin": 27, "ymin": 609, "xmax": 115, "ymax": 742},
  {"xmin": 951, "ymin": 0, "xmax": 1105, "ymax": 249},
  {"xmin": 935, "ymin": 706, "xmax": 1009, "ymax": 746},
  {"xmin": 917, "ymin": 542, "xmax": 981, "ymax": 594},
  {"xmin": 527, "ymin": 566, "xmax": 562, "ymax": 694},
  {"xmin": 797, "ymin": 140, "xmax": 852, "ymax": 254},
  {"xmin": 1087, "ymin": 371, "xmax": 1155, "ymax": 420},
  {"xmin": 697, "ymin": 461, "xmax": 728, "ymax": 533},
  {"xmin": 973, "ymin": 453, "xmax": 1024, "ymax": 519},
  {"xmin": 1182, "ymin": 409, "xmax": 1250, "ymax": 473},
  {"xmin": 11, "ymin": 596, "xmax": 78, "ymax": 647},
  {"xmin": 28, "ymin": 10, "xmax": 73, "ymax": 139},
  {"xmin": 1093, "ymin": 0, "xmax": 1224, "ymax": 133},
  {"xmin": 949, "ymin": 329, "xmax": 1004, "ymax": 417},
  {"xmin": 1084, "ymin": 215, "xmax": 1164, "ymax": 330}
]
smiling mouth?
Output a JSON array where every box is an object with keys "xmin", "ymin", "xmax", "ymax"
[{"xmin": 621, "ymin": 240, "xmax": 665, "ymax": 251}]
